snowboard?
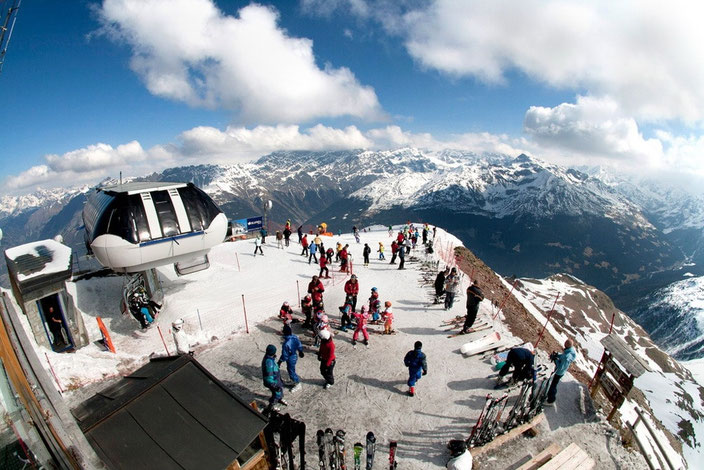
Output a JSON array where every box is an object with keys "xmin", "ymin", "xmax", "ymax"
[
  {"xmin": 334, "ymin": 429, "xmax": 347, "ymax": 470},
  {"xmin": 365, "ymin": 432, "xmax": 376, "ymax": 470},
  {"xmin": 318, "ymin": 430, "xmax": 328, "ymax": 470},
  {"xmin": 460, "ymin": 331, "xmax": 502, "ymax": 356},
  {"xmin": 325, "ymin": 428, "xmax": 337, "ymax": 470},
  {"xmin": 353, "ymin": 442, "xmax": 363, "ymax": 470}
]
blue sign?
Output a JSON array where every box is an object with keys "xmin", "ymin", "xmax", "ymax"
[{"xmin": 232, "ymin": 216, "xmax": 262, "ymax": 234}]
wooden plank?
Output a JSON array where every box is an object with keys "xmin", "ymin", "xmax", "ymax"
[
  {"xmin": 600, "ymin": 335, "xmax": 650, "ymax": 377},
  {"xmin": 516, "ymin": 442, "xmax": 561, "ymax": 470},
  {"xmin": 539, "ymin": 443, "xmax": 595, "ymax": 470},
  {"xmin": 469, "ymin": 413, "xmax": 544, "ymax": 458}
]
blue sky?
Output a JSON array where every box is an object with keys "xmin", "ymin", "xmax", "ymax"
[{"xmin": 2, "ymin": 0, "xmax": 704, "ymax": 194}]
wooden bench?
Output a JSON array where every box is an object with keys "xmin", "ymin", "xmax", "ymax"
[
  {"xmin": 538, "ymin": 443, "xmax": 595, "ymax": 469},
  {"xmin": 516, "ymin": 443, "xmax": 561, "ymax": 470}
]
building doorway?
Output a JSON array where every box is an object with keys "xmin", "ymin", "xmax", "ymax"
[{"xmin": 37, "ymin": 294, "xmax": 73, "ymax": 352}]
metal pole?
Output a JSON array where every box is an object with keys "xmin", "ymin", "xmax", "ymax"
[
  {"xmin": 241, "ymin": 294, "xmax": 250, "ymax": 334},
  {"xmin": 609, "ymin": 312, "xmax": 616, "ymax": 335},
  {"xmin": 626, "ymin": 421, "xmax": 657, "ymax": 470},
  {"xmin": 157, "ymin": 325, "xmax": 171, "ymax": 356},
  {"xmin": 635, "ymin": 407, "xmax": 677, "ymax": 470},
  {"xmin": 492, "ymin": 280, "xmax": 518, "ymax": 321}
]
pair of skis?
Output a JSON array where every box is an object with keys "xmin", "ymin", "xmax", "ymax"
[{"xmin": 317, "ymin": 429, "xmax": 346, "ymax": 470}]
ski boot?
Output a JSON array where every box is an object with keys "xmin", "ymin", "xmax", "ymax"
[{"xmin": 408, "ymin": 386, "xmax": 415, "ymax": 397}]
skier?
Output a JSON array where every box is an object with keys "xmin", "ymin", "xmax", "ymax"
[
  {"xmin": 319, "ymin": 254, "xmax": 330, "ymax": 278},
  {"xmin": 338, "ymin": 297, "xmax": 354, "ymax": 332},
  {"xmin": 381, "ymin": 301, "xmax": 394, "ymax": 334},
  {"xmin": 434, "ymin": 268, "xmax": 449, "ymax": 304},
  {"xmin": 363, "ymin": 243, "xmax": 371, "ymax": 266},
  {"xmin": 297, "ymin": 225, "xmax": 303, "ymax": 244},
  {"xmin": 301, "ymin": 294, "xmax": 313, "ymax": 328},
  {"xmin": 254, "ymin": 233, "xmax": 264, "ymax": 256},
  {"xmin": 404, "ymin": 341, "xmax": 428, "ymax": 396},
  {"xmin": 339, "ymin": 244, "xmax": 349, "ymax": 272},
  {"xmin": 325, "ymin": 247, "xmax": 334, "ymax": 263},
  {"xmin": 388, "ymin": 225, "xmax": 393, "ymax": 237},
  {"xmin": 301, "ymin": 234, "xmax": 309, "ymax": 256},
  {"xmin": 308, "ymin": 275, "xmax": 325, "ymax": 310},
  {"xmin": 444, "ymin": 268, "xmax": 460, "ymax": 309},
  {"xmin": 397, "ymin": 242, "xmax": 406, "ymax": 270},
  {"xmin": 495, "ymin": 345, "xmax": 536, "ymax": 388},
  {"xmin": 461, "ymin": 280, "xmax": 485, "ymax": 334},
  {"xmin": 276, "ymin": 230, "xmax": 284, "ymax": 249},
  {"xmin": 352, "ymin": 305, "xmax": 370, "ymax": 347},
  {"xmin": 260, "ymin": 227, "xmax": 267, "ymax": 243},
  {"xmin": 422, "ymin": 225, "xmax": 428, "ymax": 245},
  {"xmin": 309, "ymin": 239, "xmax": 319, "ymax": 264},
  {"xmin": 335, "ymin": 242, "xmax": 342, "ymax": 262},
  {"xmin": 283, "ymin": 226, "xmax": 292, "ymax": 247},
  {"xmin": 344, "ymin": 274, "xmax": 359, "ymax": 311},
  {"xmin": 389, "ymin": 240, "xmax": 398, "ymax": 264},
  {"xmin": 318, "ymin": 329, "xmax": 336, "ymax": 389},
  {"xmin": 546, "ymin": 339, "xmax": 577, "ymax": 406},
  {"xmin": 354, "ymin": 228, "xmax": 360, "ymax": 243},
  {"xmin": 446, "ymin": 440, "xmax": 473, "ymax": 470},
  {"xmin": 279, "ymin": 324, "xmax": 304, "ymax": 391},
  {"xmin": 368, "ymin": 288, "xmax": 381, "ymax": 323},
  {"xmin": 262, "ymin": 344, "xmax": 287, "ymax": 411},
  {"xmin": 378, "ymin": 242, "xmax": 386, "ymax": 260},
  {"xmin": 279, "ymin": 301, "xmax": 295, "ymax": 324},
  {"xmin": 171, "ymin": 319, "xmax": 191, "ymax": 355}
]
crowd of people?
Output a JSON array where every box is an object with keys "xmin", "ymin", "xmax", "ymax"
[{"xmin": 254, "ymin": 220, "xmax": 577, "ymax": 469}]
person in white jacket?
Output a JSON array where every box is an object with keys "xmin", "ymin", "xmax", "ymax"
[
  {"xmin": 446, "ymin": 440, "xmax": 472, "ymax": 470},
  {"xmin": 171, "ymin": 319, "xmax": 191, "ymax": 355}
]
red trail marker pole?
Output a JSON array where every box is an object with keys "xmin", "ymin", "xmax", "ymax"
[
  {"xmin": 44, "ymin": 353, "xmax": 64, "ymax": 393},
  {"xmin": 492, "ymin": 279, "xmax": 518, "ymax": 321},
  {"xmin": 157, "ymin": 325, "xmax": 171, "ymax": 356},
  {"xmin": 609, "ymin": 312, "xmax": 616, "ymax": 335},
  {"xmin": 241, "ymin": 294, "xmax": 250, "ymax": 334},
  {"xmin": 534, "ymin": 292, "xmax": 560, "ymax": 350}
]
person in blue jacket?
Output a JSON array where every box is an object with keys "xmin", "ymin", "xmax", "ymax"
[
  {"xmin": 546, "ymin": 339, "xmax": 577, "ymax": 405},
  {"xmin": 262, "ymin": 344, "xmax": 287, "ymax": 410},
  {"xmin": 279, "ymin": 324, "xmax": 305, "ymax": 391},
  {"xmin": 308, "ymin": 239, "xmax": 318, "ymax": 264},
  {"xmin": 404, "ymin": 341, "xmax": 428, "ymax": 397}
]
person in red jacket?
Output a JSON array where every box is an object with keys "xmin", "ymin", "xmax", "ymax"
[
  {"xmin": 307, "ymin": 275, "xmax": 325, "ymax": 310},
  {"xmin": 339, "ymin": 244, "xmax": 349, "ymax": 272},
  {"xmin": 344, "ymin": 274, "xmax": 359, "ymax": 311},
  {"xmin": 390, "ymin": 240, "xmax": 399, "ymax": 264},
  {"xmin": 301, "ymin": 234, "xmax": 309, "ymax": 256},
  {"xmin": 318, "ymin": 329, "xmax": 336, "ymax": 389},
  {"xmin": 352, "ymin": 305, "xmax": 370, "ymax": 347},
  {"xmin": 319, "ymin": 254, "xmax": 330, "ymax": 278}
]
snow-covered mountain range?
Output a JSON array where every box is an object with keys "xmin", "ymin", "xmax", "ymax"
[{"xmin": 2, "ymin": 148, "xmax": 704, "ymax": 359}]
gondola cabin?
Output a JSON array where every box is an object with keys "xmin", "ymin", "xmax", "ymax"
[{"xmin": 82, "ymin": 182, "xmax": 227, "ymax": 274}]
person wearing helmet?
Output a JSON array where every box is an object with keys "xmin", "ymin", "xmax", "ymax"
[
  {"xmin": 352, "ymin": 305, "xmax": 370, "ymax": 347},
  {"xmin": 434, "ymin": 268, "xmax": 450, "ymax": 304},
  {"xmin": 382, "ymin": 301, "xmax": 394, "ymax": 334},
  {"xmin": 308, "ymin": 275, "xmax": 325, "ymax": 310},
  {"xmin": 404, "ymin": 341, "xmax": 428, "ymax": 397},
  {"xmin": 397, "ymin": 239, "xmax": 406, "ymax": 269},
  {"xmin": 339, "ymin": 244, "xmax": 350, "ymax": 272},
  {"xmin": 279, "ymin": 324, "xmax": 305, "ymax": 392},
  {"xmin": 317, "ymin": 329, "xmax": 336, "ymax": 389},
  {"xmin": 313, "ymin": 312, "xmax": 330, "ymax": 348},
  {"xmin": 262, "ymin": 344, "xmax": 287, "ymax": 411},
  {"xmin": 344, "ymin": 275, "xmax": 360, "ymax": 311},
  {"xmin": 279, "ymin": 301, "xmax": 295, "ymax": 324},
  {"xmin": 301, "ymin": 294, "xmax": 314, "ymax": 328},
  {"xmin": 369, "ymin": 288, "xmax": 381, "ymax": 323},
  {"xmin": 171, "ymin": 318, "xmax": 191, "ymax": 355}
]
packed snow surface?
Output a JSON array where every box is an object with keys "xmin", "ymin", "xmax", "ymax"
[{"xmin": 7, "ymin": 226, "xmax": 649, "ymax": 468}]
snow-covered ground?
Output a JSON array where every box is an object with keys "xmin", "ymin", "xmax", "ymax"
[{"xmin": 5, "ymin": 226, "xmax": 648, "ymax": 469}]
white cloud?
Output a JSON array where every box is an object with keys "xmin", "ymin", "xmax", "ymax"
[
  {"xmin": 97, "ymin": 0, "xmax": 383, "ymax": 123},
  {"xmin": 524, "ymin": 96, "xmax": 664, "ymax": 168},
  {"xmin": 319, "ymin": 0, "xmax": 704, "ymax": 123}
]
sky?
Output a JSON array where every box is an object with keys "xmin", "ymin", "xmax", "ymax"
[{"xmin": 2, "ymin": 0, "xmax": 704, "ymax": 195}]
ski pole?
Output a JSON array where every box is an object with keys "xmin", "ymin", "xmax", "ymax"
[
  {"xmin": 241, "ymin": 294, "xmax": 250, "ymax": 334},
  {"xmin": 492, "ymin": 279, "xmax": 518, "ymax": 321},
  {"xmin": 156, "ymin": 325, "xmax": 171, "ymax": 357},
  {"xmin": 534, "ymin": 292, "xmax": 560, "ymax": 350}
]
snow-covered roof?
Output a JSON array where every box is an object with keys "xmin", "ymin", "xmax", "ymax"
[
  {"xmin": 101, "ymin": 181, "xmax": 186, "ymax": 195},
  {"xmin": 5, "ymin": 239, "xmax": 72, "ymax": 282}
]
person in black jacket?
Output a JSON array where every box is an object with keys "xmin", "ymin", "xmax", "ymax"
[
  {"xmin": 404, "ymin": 341, "xmax": 428, "ymax": 396},
  {"xmin": 433, "ymin": 268, "xmax": 449, "ymax": 303},
  {"xmin": 461, "ymin": 280, "xmax": 484, "ymax": 333},
  {"xmin": 362, "ymin": 243, "xmax": 371, "ymax": 266},
  {"xmin": 495, "ymin": 346, "xmax": 535, "ymax": 388}
]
